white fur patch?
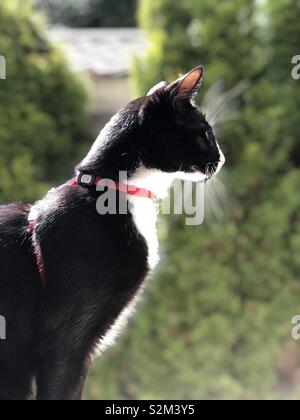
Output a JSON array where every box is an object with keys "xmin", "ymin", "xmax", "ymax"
[
  {"xmin": 128, "ymin": 195, "xmax": 159, "ymax": 271},
  {"xmin": 128, "ymin": 167, "xmax": 175, "ymax": 198},
  {"xmin": 175, "ymin": 171, "xmax": 207, "ymax": 183},
  {"xmin": 125, "ymin": 167, "xmax": 208, "ymax": 271},
  {"xmin": 127, "ymin": 166, "xmax": 209, "ymax": 194},
  {"xmin": 215, "ymin": 141, "xmax": 226, "ymax": 174},
  {"xmin": 126, "ymin": 168, "xmax": 175, "ymax": 271}
]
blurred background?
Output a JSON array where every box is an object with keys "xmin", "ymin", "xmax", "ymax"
[{"xmin": 1, "ymin": 0, "xmax": 300, "ymax": 400}]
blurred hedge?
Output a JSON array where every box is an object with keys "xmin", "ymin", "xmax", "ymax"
[{"xmin": 0, "ymin": 0, "xmax": 88, "ymax": 203}]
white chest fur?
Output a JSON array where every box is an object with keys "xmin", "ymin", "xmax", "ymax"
[
  {"xmin": 95, "ymin": 196, "xmax": 159, "ymax": 356},
  {"xmin": 128, "ymin": 196, "xmax": 159, "ymax": 270}
]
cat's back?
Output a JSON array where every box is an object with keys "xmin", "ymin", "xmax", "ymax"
[
  {"xmin": 0, "ymin": 202, "xmax": 40, "ymax": 358},
  {"xmin": 0, "ymin": 202, "xmax": 40, "ymax": 287},
  {"xmin": 0, "ymin": 202, "xmax": 30, "ymax": 230},
  {"xmin": 0, "ymin": 202, "xmax": 34, "ymax": 274}
]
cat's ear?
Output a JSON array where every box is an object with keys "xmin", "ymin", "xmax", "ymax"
[
  {"xmin": 168, "ymin": 66, "xmax": 204, "ymax": 100},
  {"xmin": 147, "ymin": 81, "xmax": 169, "ymax": 96}
]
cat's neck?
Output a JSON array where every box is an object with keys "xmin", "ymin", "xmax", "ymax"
[
  {"xmin": 127, "ymin": 167, "xmax": 175, "ymax": 198},
  {"xmin": 78, "ymin": 117, "xmax": 175, "ymax": 199},
  {"xmin": 78, "ymin": 115, "xmax": 139, "ymax": 180}
]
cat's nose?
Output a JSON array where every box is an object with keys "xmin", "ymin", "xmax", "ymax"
[{"xmin": 214, "ymin": 152, "xmax": 226, "ymax": 175}]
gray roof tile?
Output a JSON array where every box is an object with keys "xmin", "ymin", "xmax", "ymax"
[{"xmin": 48, "ymin": 27, "xmax": 147, "ymax": 76}]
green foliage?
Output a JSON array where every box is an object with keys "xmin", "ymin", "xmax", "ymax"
[
  {"xmin": 0, "ymin": 0, "xmax": 88, "ymax": 203},
  {"xmin": 35, "ymin": 0, "xmax": 138, "ymax": 28},
  {"xmin": 86, "ymin": 0, "xmax": 300, "ymax": 400}
]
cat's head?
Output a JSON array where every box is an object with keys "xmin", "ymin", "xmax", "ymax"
[
  {"xmin": 79, "ymin": 67, "xmax": 225, "ymax": 193},
  {"xmin": 133, "ymin": 66, "xmax": 225, "ymax": 183}
]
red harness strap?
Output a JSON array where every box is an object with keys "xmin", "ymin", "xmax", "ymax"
[{"xmin": 29, "ymin": 173, "xmax": 155, "ymax": 286}]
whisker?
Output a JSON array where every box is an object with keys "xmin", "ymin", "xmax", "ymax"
[
  {"xmin": 201, "ymin": 80, "xmax": 249, "ymax": 130},
  {"xmin": 204, "ymin": 173, "xmax": 239, "ymax": 225},
  {"xmin": 198, "ymin": 80, "xmax": 248, "ymax": 225}
]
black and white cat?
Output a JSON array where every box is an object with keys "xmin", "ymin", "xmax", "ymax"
[{"xmin": 0, "ymin": 67, "xmax": 225, "ymax": 400}]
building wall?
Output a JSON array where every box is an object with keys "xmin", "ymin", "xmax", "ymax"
[{"xmin": 88, "ymin": 75, "xmax": 135, "ymax": 136}]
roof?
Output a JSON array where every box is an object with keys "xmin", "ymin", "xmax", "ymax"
[{"xmin": 48, "ymin": 27, "xmax": 147, "ymax": 77}]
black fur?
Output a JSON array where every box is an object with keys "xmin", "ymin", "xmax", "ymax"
[{"xmin": 0, "ymin": 68, "xmax": 223, "ymax": 400}]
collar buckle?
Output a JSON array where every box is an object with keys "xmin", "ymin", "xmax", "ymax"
[{"xmin": 77, "ymin": 172, "xmax": 96, "ymax": 187}]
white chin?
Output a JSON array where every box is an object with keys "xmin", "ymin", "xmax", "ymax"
[{"xmin": 175, "ymin": 171, "xmax": 207, "ymax": 183}]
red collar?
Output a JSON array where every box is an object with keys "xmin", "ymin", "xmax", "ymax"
[{"xmin": 72, "ymin": 172, "xmax": 155, "ymax": 200}]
